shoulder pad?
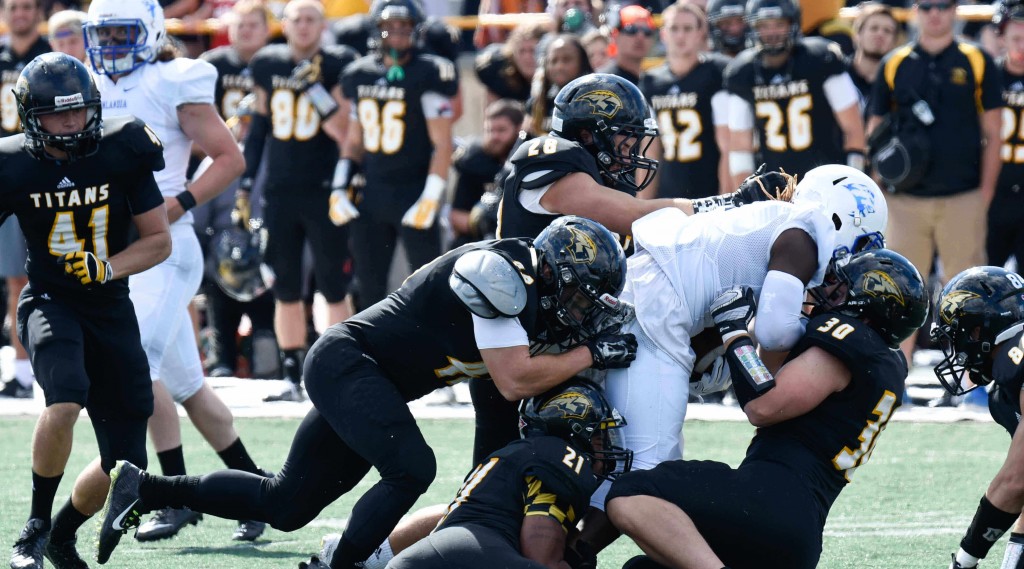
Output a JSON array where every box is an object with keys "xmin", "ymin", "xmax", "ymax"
[
  {"xmin": 104, "ymin": 116, "xmax": 166, "ymax": 171},
  {"xmin": 993, "ymin": 328, "xmax": 1024, "ymax": 384},
  {"xmin": 799, "ymin": 312, "xmax": 884, "ymax": 366},
  {"xmin": 449, "ymin": 248, "xmax": 528, "ymax": 318},
  {"xmin": 420, "ymin": 54, "xmax": 459, "ymax": 97},
  {"xmin": 157, "ymin": 57, "xmax": 218, "ymax": 84},
  {"xmin": 324, "ymin": 44, "xmax": 359, "ymax": 66},
  {"xmin": 153, "ymin": 58, "xmax": 217, "ymax": 106}
]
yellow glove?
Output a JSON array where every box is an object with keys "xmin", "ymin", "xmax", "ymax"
[
  {"xmin": 61, "ymin": 251, "xmax": 113, "ymax": 286},
  {"xmin": 230, "ymin": 191, "xmax": 251, "ymax": 230},
  {"xmin": 329, "ymin": 190, "xmax": 360, "ymax": 226},
  {"xmin": 401, "ymin": 174, "xmax": 446, "ymax": 230}
]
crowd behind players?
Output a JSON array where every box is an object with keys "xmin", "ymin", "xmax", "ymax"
[{"xmin": 0, "ymin": 0, "xmax": 1019, "ymax": 409}]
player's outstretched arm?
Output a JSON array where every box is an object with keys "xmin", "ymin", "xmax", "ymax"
[
  {"xmin": 481, "ymin": 344, "xmax": 594, "ymax": 401},
  {"xmin": 175, "ymin": 102, "xmax": 245, "ymax": 222},
  {"xmin": 107, "ymin": 203, "xmax": 172, "ymax": 279}
]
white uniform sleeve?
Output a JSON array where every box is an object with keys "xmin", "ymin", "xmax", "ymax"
[
  {"xmin": 472, "ymin": 314, "xmax": 530, "ymax": 350},
  {"xmin": 711, "ymin": 90, "xmax": 731, "ymax": 127},
  {"xmin": 159, "ymin": 58, "xmax": 217, "ymax": 107},
  {"xmin": 823, "ymin": 72, "xmax": 860, "ymax": 113},
  {"xmin": 421, "ymin": 92, "xmax": 454, "ymax": 119},
  {"xmin": 517, "ymin": 172, "xmax": 557, "ymax": 215},
  {"xmin": 727, "ymin": 93, "xmax": 754, "ymax": 131},
  {"xmin": 753, "ymin": 270, "xmax": 808, "ymax": 352}
]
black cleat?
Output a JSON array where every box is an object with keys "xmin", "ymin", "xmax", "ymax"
[
  {"xmin": 10, "ymin": 519, "xmax": 48, "ymax": 569},
  {"xmin": 133, "ymin": 508, "xmax": 202, "ymax": 542},
  {"xmin": 44, "ymin": 536, "xmax": 89, "ymax": 569},
  {"xmin": 263, "ymin": 383, "xmax": 305, "ymax": 402},
  {"xmin": 95, "ymin": 460, "xmax": 144, "ymax": 564},
  {"xmin": 231, "ymin": 520, "xmax": 266, "ymax": 542},
  {"xmin": 0, "ymin": 380, "xmax": 33, "ymax": 399}
]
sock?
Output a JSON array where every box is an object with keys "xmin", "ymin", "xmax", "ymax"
[
  {"xmin": 29, "ymin": 471, "xmax": 62, "ymax": 525},
  {"xmin": 1002, "ymin": 533, "xmax": 1024, "ymax": 569},
  {"xmin": 957, "ymin": 549, "xmax": 981, "ymax": 568},
  {"xmin": 140, "ymin": 470, "xmax": 268, "ymax": 522},
  {"xmin": 49, "ymin": 499, "xmax": 92, "ymax": 543},
  {"xmin": 15, "ymin": 359, "xmax": 33, "ymax": 388},
  {"xmin": 217, "ymin": 438, "xmax": 260, "ymax": 474},
  {"xmin": 139, "ymin": 473, "xmax": 199, "ymax": 511},
  {"xmin": 961, "ymin": 496, "xmax": 1020, "ymax": 559},
  {"xmin": 157, "ymin": 445, "xmax": 187, "ymax": 477},
  {"xmin": 361, "ymin": 538, "xmax": 394, "ymax": 569},
  {"xmin": 281, "ymin": 348, "xmax": 305, "ymax": 386}
]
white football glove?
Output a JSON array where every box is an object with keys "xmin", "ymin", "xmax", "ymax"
[
  {"xmin": 402, "ymin": 174, "xmax": 445, "ymax": 230},
  {"xmin": 691, "ymin": 355, "xmax": 732, "ymax": 397}
]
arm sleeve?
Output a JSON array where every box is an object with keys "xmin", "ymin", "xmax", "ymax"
[
  {"xmin": 823, "ymin": 72, "xmax": 860, "ymax": 113},
  {"xmin": 711, "ymin": 90, "xmax": 730, "ymax": 127},
  {"xmin": 727, "ymin": 93, "xmax": 754, "ymax": 131},
  {"xmin": 753, "ymin": 270, "xmax": 809, "ymax": 352},
  {"xmin": 421, "ymin": 91, "xmax": 454, "ymax": 119},
  {"xmin": 473, "ymin": 313, "xmax": 530, "ymax": 349}
]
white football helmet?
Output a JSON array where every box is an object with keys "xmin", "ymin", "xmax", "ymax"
[
  {"xmin": 85, "ymin": 0, "xmax": 166, "ymax": 76},
  {"xmin": 793, "ymin": 164, "xmax": 888, "ymax": 260}
]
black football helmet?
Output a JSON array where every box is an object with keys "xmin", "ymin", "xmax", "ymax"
[
  {"xmin": 370, "ymin": 0, "xmax": 425, "ymax": 52},
  {"xmin": 14, "ymin": 53, "xmax": 102, "ymax": 162},
  {"xmin": 212, "ymin": 226, "xmax": 270, "ymax": 303},
  {"xmin": 551, "ymin": 73, "xmax": 659, "ymax": 193},
  {"xmin": 707, "ymin": 0, "xmax": 747, "ymax": 54},
  {"xmin": 931, "ymin": 267, "xmax": 1024, "ymax": 396},
  {"xmin": 995, "ymin": 0, "xmax": 1024, "ymax": 33},
  {"xmin": 808, "ymin": 249, "xmax": 929, "ymax": 348},
  {"xmin": 519, "ymin": 378, "xmax": 633, "ymax": 480},
  {"xmin": 533, "ymin": 216, "xmax": 628, "ymax": 350},
  {"xmin": 744, "ymin": 0, "xmax": 801, "ymax": 55}
]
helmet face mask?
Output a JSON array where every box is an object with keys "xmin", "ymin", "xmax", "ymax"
[
  {"xmin": 85, "ymin": 0, "xmax": 166, "ymax": 76},
  {"xmin": 744, "ymin": 0, "xmax": 801, "ymax": 56},
  {"xmin": 708, "ymin": 0, "xmax": 748, "ymax": 53},
  {"xmin": 370, "ymin": 0, "xmax": 425, "ymax": 56},
  {"xmin": 519, "ymin": 379, "xmax": 633, "ymax": 481},
  {"xmin": 931, "ymin": 267, "xmax": 1024, "ymax": 396},
  {"xmin": 15, "ymin": 53, "xmax": 103, "ymax": 162}
]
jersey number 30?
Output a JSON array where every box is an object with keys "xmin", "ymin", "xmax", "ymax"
[{"xmin": 48, "ymin": 206, "xmax": 109, "ymax": 258}]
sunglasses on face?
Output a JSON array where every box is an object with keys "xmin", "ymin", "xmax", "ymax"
[
  {"xmin": 917, "ymin": 2, "xmax": 953, "ymax": 12},
  {"xmin": 620, "ymin": 24, "xmax": 655, "ymax": 37}
]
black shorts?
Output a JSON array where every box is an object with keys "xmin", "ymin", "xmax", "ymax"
[
  {"xmin": 607, "ymin": 459, "xmax": 824, "ymax": 569},
  {"xmin": 17, "ymin": 285, "xmax": 153, "ymax": 421},
  {"xmin": 264, "ymin": 191, "xmax": 353, "ymax": 303},
  {"xmin": 388, "ymin": 524, "xmax": 546, "ymax": 569}
]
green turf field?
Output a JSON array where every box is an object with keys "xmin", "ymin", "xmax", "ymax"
[{"xmin": 0, "ymin": 415, "xmax": 1010, "ymax": 568}]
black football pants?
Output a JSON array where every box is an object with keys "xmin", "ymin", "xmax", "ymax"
[
  {"xmin": 349, "ymin": 214, "xmax": 441, "ymax": 309},
  {"xmin": 388, "ymin": 524, "xmax": 549, "ymax": 569},
  {"xmin": 986, "ymin": 188, "xmax": 1024, "ymax": 268},
  {"xmin": 202, "ymin": 280, "xmax": 275, "ymax": 374}
]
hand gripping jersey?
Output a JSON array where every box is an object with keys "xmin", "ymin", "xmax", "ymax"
[
  {"xmin": 436, "ymin": 436, "xmax": 600, "ymax": 548},
  {"xmin": 200, "ymin": 45, "xmax": 254, "ymax": 121},
  {"xmin": 93, "ymin": 57, "xmax": 217, "ymax": 225},
  {"xmin": 987, "ymin": 329, "xmax": 1024, "ymax": 436},
  {"xmin": 744, "ymin": 311, "xmax": 908, "ymax": 518},
  {"xmin": 249, "ymin": 44, "xmax": 358, "ymax": 190},
  {"xmin": 724, "ymin": 37, "xmax": 852, "ymax": 176},
  {"xmin": 627, "ymin": 201, "xmax": 835, "ymax": 367},
  {"xmin": 0, "ymin": 37, "xmax": 51, "ymax": 137},
  {"xmin": 343, "ymin": 238, "xmax": 544, "ymax": 401},
  {"xmin": 0, "ymin": 116, "xmax": 165, "ymax": 300}
]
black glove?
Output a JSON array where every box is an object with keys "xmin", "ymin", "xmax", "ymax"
[
  {"xmin": 710, "ymin": 286, "xmax": 757, "ymax": 343},
  {"xmin": 586, "ymin": 331, "xmax": 638, "ymax": 370},
  {"xmin": 61, "ymin": 251, "xmax": 113, "ymax": 286},
  {"xmin": 735, "ymin": 164, "xmax": 794, "ymax": 205}
]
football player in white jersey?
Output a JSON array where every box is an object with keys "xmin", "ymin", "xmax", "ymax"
[
  {"xmin": 83, "ymin": 0, "xmax": 269, "ymax": 544},
  {"xmin": 572, "ymin": 164, "xmax": 890, "ymax": 557}
]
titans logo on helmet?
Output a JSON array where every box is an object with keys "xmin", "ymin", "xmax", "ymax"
[
  {"xmin": 566, "ymin": 227, "xmax": 597, "ymax": 264},
  {"xmin": 578, "ymin": 90, "xmax": 623, "ymax": 118},
  {"xmin": 547, "ymin": 391, "xmax": 593, "ymax": 420},
  {"xmin": 861, "ymin": 270, "xmax": 905, "ymax": 306},
  {"xmin": 939, "ymin": 290, "xmax": 982, "ymax": 324}
]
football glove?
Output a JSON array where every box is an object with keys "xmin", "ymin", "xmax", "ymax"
[
  {"xmin": 690, "ymin": 355, "xmax": 732, "ymax": 396},
  {"xmin": 710, "ymin": 286, "xmax": 756, "ymax": 343},
  {"xmin": 735, "ymin": 164, "xmax": 796, "ymax": 204},
  {"xmin": 329, "ymin": 159, "xmax": 360, "ymax": 226},
  {"xmin": 61, "ymin": 251, "xmax": 113, "ymax": 286},
  {"xmin": 586, "ymin": 331, "xmax": 638, "ymax": 370},
  {"xmin": 402, "ymin": 174, "xmax": 446, "ymax": 230},
  {"xmin": 230, "ymin": 190, "xmax": 251, "ymax": 231}
]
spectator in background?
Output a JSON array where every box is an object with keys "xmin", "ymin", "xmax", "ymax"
[
  {"xmin": 599, "ymin": 4, "xmax": 656, "ymax": 85},
  {"xmin": 0, "ymin": 0, "xmax": 49, "ymax": 400},
  {"xmin": 847, "ymin": 2, "xmax": 899, "ymax": 119},
  {"xmin": 706, "ymin": 0, "xmax": 746, "ymax": 58},
  {"xmin": 526, "ymin": 34, "xmax": 592, "ymax": 135},
  {"xmin": 988, "ymin": 1, "xmax": 1024, "ymax": 270},
  {"xmin": 448, "ymin": 100, "xmax": 524, "ymax": 249},
  {"xmin": 641, "ymin": 2, "xmax": 731, "ymax": 199},
  {"xmin": 867, "ymin": 0, "xmax": 1003, "ymax": 364},
  {"xmin": 47, "ymin": 9, "xmax": 87, "ymax": 62},
  {"xmin": 581, "ymin": 28, "xmax": 611, "ymax": 69},
  {"xmin": 537, "ymin": 0, "xmax": 601, "ymax": 55},
  {"xmin": 475, "ymin": 22, "xmax": 546, "ymax": 105}
]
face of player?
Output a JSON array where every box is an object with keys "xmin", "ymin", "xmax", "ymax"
[
  {"xmin": 93, "ymin": 24, "xmax": 140, "ymax": 48},
  {"xmin": 483, "ymin": 116, "xmax": 518, "ymax": 157},
  {"xmin": 545, "ymin": 40, "xmax": 583, "ymax": 88},
  {"xmin": 49, "ymin": 26, "xmax": 86, "ymax": 62},
  {"xmin": 38, "ymin": 108, "xmax": 87, "ymax": 135},
  {"xmin": 283, "ymin": 5, "xmax": 325, "ymax": 53},
  {"xmin": 715, "ymin": 15, "xmax": 745, "ymax": 47},
  {"xmin": 662, "ymin": 9, "xmax": 705, "ymax": 59},
  {"xmin": 3, "ymin": 0, "xmax": 39, "ymax": 38},
  {"xmin": 754, "ymin": 17, "xmax": 791, "ymax": 53},
  {"xmin": 1005, "ymin": 21, "xmax": 1024, "ymax": 70},
  {"xmin": 915, "ymin": 1, "xmax": 955, "ymax": 41},
  {"xmin": 856, "ymin": 13, "xmax": 898, "ymax": 60},
  {"xmin": 230, "ymin": 11, "xmax": 270, "ymax": 55},
  {"xmin": 512, "ymin": 36, "xmax": 539, "ymax": 81},
  {"xmin": 380, "ymin": 18, "xmax": 415, "ymax": 53}
]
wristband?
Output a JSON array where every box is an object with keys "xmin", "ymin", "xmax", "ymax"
[
  {"xmin": 845, "ymin": 150, "xmax": 866, "ymax": 171},
  {"xmin": 723, "ymin": 336, "xmax": 775, "ymax": 409},
  {"xmin": 729, "ymin": 150, "xmax": 755, "ymax": 176},
  {"xmin": 691, "ymin": 192, "xmax": 737, "ymax": 214},
  {"xmin": 175, "ymin": 190, "xmax": 198, "ymax": 212},
  {"xmin": 422, "ymin": 173, "xmax": 446, "ymax": 200}
]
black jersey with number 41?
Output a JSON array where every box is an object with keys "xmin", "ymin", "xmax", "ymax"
[
  {"xmin": 724, "ymin": 38, "xmax": 849, "ymax": 177},
  {"xmin": 249, "ymin": 44, "xmax": 357, "ymax": 190},
  {"xmin": 0, "ymin": 116, "xmax": 165, "ymax": 301},
  {"xmin": 436, "ymin": 435, "xmax": 600, "ymax": 547},
  {"xmin": 640, "ymin": 53, "xmax": 729, "ymax": 200},
  {"xmin": 744, "ymin": 311, "xmax": 907, "ymax": 518},
  {"xmin": 343, "ymin": 238, "xmax": 545, "ymax": 401}
]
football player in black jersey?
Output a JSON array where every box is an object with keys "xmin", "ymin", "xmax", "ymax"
[
  {"xmin": 707, "ymin": 0, "xmax": 746, "ymax": 58},
  {"xmin": 384, "ymin": 380, "xmax": 632, "ymax": 569},
  {"xmin": 605, "ymin": 248, "xmax": 929, "ymax": 569},
  {"xmin": 989, "ymin": 2, "xmax": 1024, "ymax": 272},
  {"xmin": 724, "ymin": 0, "xmax": 866, "ymax": 187},
  {"xmin": 238, "ymin": 0, "xmax": 359, "ymax": 402},
  {"xmin": 641, "ymin": 2, "xmax": 731, "ymax": 200},
  {"xmin": 4, "ymin": 53, "xmax": 171, "ymax": 569},
  {"xmin": 97, "ymin": 216, "xmax": 639, "ymax": 569},
  {"xmin": 200, "ymin": 0, "xmax": 271, "ymax": 123},
  {"xmin": 335, "ymin": 0, "xmax": 459, "ymax": 310},
  {"xmin": 931, "ymin": 267, "xmax": 1024, "ymax": 569}
]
